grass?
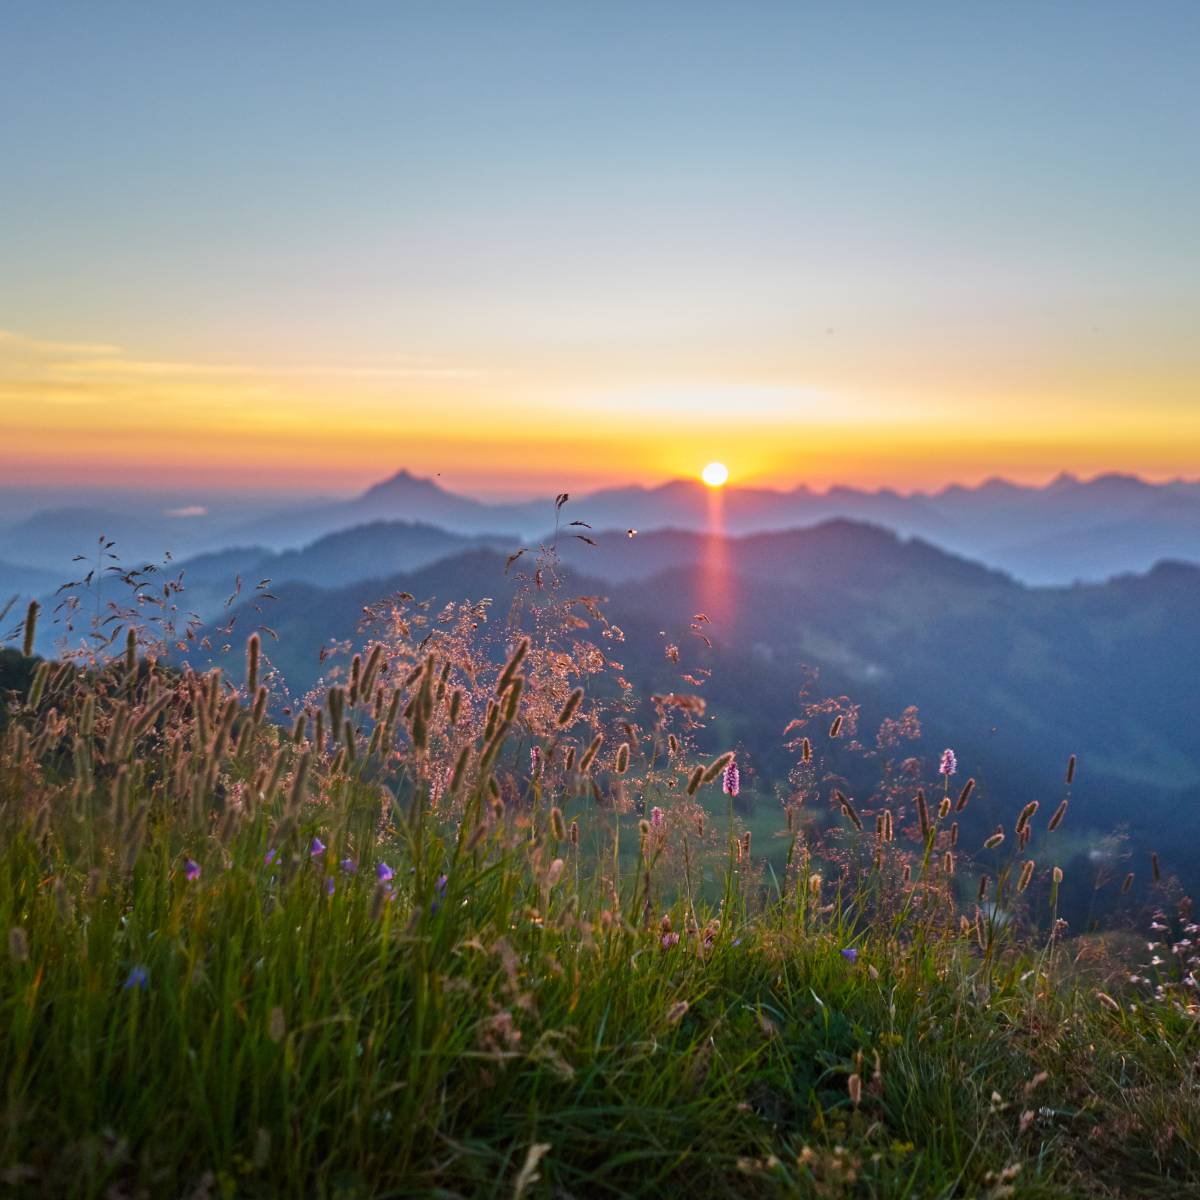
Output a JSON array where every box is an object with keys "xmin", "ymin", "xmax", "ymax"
[{"xmin": 1, "ymin": 569, "xmax": 1199, "ymax": 1198}]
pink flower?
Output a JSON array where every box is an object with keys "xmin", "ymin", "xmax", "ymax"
[
  {"xmin": 184, "ymin": 858, "xmax": 201, "ymax": 882},
  {"xmin": 722, "ymin": 759, "xmax": 740, "ymax": 797},
  {"xmin": 650, "ymin": 806, "xmax": 665, "ymax": 828},
  {"xmin": 939, "ymin": 748, "xmax": 957, "ymax": 777}
]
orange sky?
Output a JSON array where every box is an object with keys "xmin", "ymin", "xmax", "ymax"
[{"xmin": 1, "ymin": 327, "xmax": 1196, "ymax": 497}]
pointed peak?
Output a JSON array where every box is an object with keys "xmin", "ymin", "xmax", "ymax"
[
  {"xmin": 1047, "ymin": 471, "xmax": 1081, "ymax": 491},
  {"xmin": 358, "ymin": 469, "xmax": 446, "ymax": 502}
]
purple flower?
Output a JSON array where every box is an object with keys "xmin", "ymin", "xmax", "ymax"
[
  {"xmin": 530, "ymin": 746, "xmax": 541, "ymax": 774},
  {"xmin": 660, "ymin": 931, "xmax": 680, "ymax": 949},
  {"xmin": 722, "ymin": 759, "xmax": 740, "ymax": 798},
  {"xmin": 841, "ymin": 947, "xmax": 859, "ymax": 963},
  {"xmin": 310, "ymin": 836, "xmax": 326, "ymax": 857},
  {"xmin": 650, "ymin": 806, "xmax": 665, "ymax": 829},
  {"xmin": 340, "ymin": 858, "xmax": 357, "ymax": 874},
  {"xmin": 324, "ymin": 877, "xmax": 335, "ymax": 896},
  {"xmin": 427, "ymin": 874, "xmax": 448, "ymax": 915},
  {"xmin": 184, "ymin": 858, "xmax": 201, "ymax": 882},
  {"xmin": 264, "ymin": 848, "xmax": 278, "ymax": 866},
  {"xmin": 376, "ymin": 862, "xmax": 394, "ymax": 883},
  {"xmin": 123, "ymin": 965, "xmax": 148, "ymax": 990},
  {"xmin": 939, "ymin": 748, "xmax": 957, "ymax": 777}
]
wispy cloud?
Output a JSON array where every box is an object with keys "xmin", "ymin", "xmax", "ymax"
[
  {"xmin": 0, "ymin": 329, "xmax": 490, "ymax": 382},
  {"xmin": 0, "ymin": 329, "xmax": 122, "ymax": 357}
]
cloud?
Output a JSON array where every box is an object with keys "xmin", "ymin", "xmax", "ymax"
[
  {"xmin": 0, "ymin": 329, "xmax": 122, "ymax": 357},
  {"xmin": 0, "ymin": 328, "xmax": 490, "ymax": 385}
]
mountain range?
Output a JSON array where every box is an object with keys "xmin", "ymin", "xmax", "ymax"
[
  {"xmin": 2, "ymin": 467, "xmax": 1198, "ymax": 590},
  {"xmin": 4, "ymin": 475, "xmax": 1197, "ymax": 893},
  {"xmin": 179, "ymin": 522, "xmax": 1200, "ymax": 888}
]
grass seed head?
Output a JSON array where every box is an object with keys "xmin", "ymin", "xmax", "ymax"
[{"xmin": 557, "ymin": 688, "xmax": 583, "ymax": 727}]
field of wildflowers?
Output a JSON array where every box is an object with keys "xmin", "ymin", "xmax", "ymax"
[{"xmin": 1, "ymin": 548, "xmax": 1198, "ymax": 1198}]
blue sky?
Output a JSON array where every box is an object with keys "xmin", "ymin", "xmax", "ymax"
[{"xmin": 2, "ymin": 2, "xmax": 1197, "ymax": 494}]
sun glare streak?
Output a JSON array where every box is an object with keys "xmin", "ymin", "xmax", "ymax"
[{"xmin": 701, "ymin": 475, "xmax": 736, "ymax": 629}]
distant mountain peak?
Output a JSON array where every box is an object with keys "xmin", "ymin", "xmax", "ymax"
[
  {"xmin": 1047, "ymin": 471, "xmax": 1081, "ymax": 490},
  {"xmin": 1085, "ymin": 472, "xmax": 1151, "ymax": 492},
  {"xmin": 358, "ymin": 469, "xmax": 450, "ymax": 502}
]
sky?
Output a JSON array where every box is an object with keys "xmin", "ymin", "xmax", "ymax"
[{"xmin": 2, "ymin": 1, "xmax": 1198, "ymax": 499}]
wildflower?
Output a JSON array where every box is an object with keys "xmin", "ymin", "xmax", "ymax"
[
  {"xmin": 340, "ymin": 858, "xmax": 357, "ymax": 874},
  {"xmin": 939, "ymin": 748, "xmax": 957, "ymax": 777},
  {"xmin": 661, "ymin": 931, "xmax": 680, "ymax": 950},
  {"xmin": 530, "ymin": 746, "xmax": 541, "ymax": 775},
  {"xmin": 324, "ymin": 877, "xmax": 335, "ymax": 896},
  {"xmin": 722, "ymin": 758, "xmax": 740, "ymax": 798},
  {"xmin": 309, "ymin": 836, "xmax": 326, "ymax": 857},
  {"xmin": 841, "ymin": 947, "xmax": 859, "ymax": 964},
  {"xmin": 184, "ymin": 858, "xmax": 201, "ymax": 882},
  {"xmin": 650, "ymin": 806, "xmax": 665, "ymax": 828},
  {"xmin": 377, "ymin": 862, "xmax": 394, "ymax": 883},
  {"xmin": 123, "ymin": 965, "xmax": 149, "ymax": 991},
  {"xmin": 435, "ymin": 873, "xmax": 449, "ymax": 896},
  {"xmin": 264, "ymin": 848, "xmax": 278, "ymax": 866}
]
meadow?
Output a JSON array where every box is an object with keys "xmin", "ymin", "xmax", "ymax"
[{"xmin": 1, "ymin": 549, "xmax": 1198, "ymax": 1199}]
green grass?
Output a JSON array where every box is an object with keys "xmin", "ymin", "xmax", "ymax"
[
  {"xmin": 1, "ymin": 605, "xmax": 1199, "ymax": 1197},
  {"xmin": 4, "ymin": 797, "xmax": 1199, "ymax": 1198}
]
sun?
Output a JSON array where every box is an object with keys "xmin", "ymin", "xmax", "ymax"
[{"xmin": 701, "ymin": 461, "xmax": 729, "ymax": 488}]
